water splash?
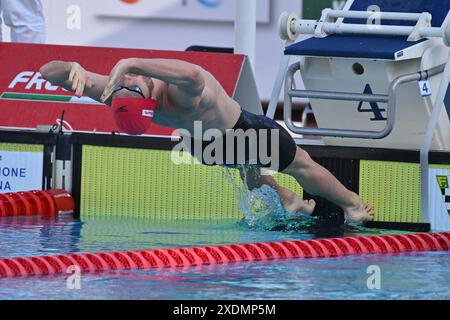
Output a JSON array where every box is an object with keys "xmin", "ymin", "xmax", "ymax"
[
  {"xmin": 218, "ymin": 166, "xmax": 249, "ymax": 206},
  {"xmin": 240, "ymin": 184, "xmax": 317, "ymax": 231},
  {"xmin": 216, "ymin": 167, "xmax": 319, "ymax": 232}
]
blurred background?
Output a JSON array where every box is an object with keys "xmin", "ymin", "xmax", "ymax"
[{"xmin": 0, "ymin": 0, "xmax": 344, "ymax": 109}]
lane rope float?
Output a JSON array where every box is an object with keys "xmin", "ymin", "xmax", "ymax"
[
  {"xmin": 0, "ymin": 189, "xmax": 74, "ymax": 217},
  {"xmin": 0, "ymin": 232, "xmax": 448, "ymax": 277}
]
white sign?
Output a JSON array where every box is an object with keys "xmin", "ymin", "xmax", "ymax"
[
  {"xmin": 418, "ymin": 80, "xmax": 432, "ymax": 97},
  {"xmin": 96, "ymin": 0, "xmax": 270, "ymax": 23},
  {"xmin": 0, "ymin": 150, "xmax": 43, "ymax": 193},
  {"xmin": 429, "ymin": 167, "xmax": 450, "ymax": 231}
]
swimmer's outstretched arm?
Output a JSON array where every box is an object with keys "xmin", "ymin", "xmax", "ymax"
[
  {"xmin": 40, "ymin": 61, "xmax": 109, "ymax": 103},
  {"xmin": 101, "ymin": 58, "xmax": 205, "ymax": 102}
]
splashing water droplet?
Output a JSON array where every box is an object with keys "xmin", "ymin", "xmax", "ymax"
[
  {"xmin": 218, "ymin": 167, "xmax": 319, "ymax": 231},
  {"xmin": 241, "ymin": 185, "xmax": 285, "ymax": 228},
  {"xmin": 240, "ymin": 184, "xmax": 316, "ymax": 231}
]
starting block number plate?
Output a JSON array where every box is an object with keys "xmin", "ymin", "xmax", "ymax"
[{"xmin": 419, "ymin": 80, "xmax": 432, "ymax": 97}]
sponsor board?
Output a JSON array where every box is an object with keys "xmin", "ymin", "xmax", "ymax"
[
  {"xmin": 79, "ymin": 145, "xmax": 301, "ymax": 219},
  {"xmin": 0, "ymin": 42, "xmax": 244, "ymax": 136},
  {"xmin": 430, "ymin": 167, "xmax": 450, "ymax": 231},
  {"xmin": 435, "ymin": 175, "xmax": 450, "ymax": 216},
  {"xmin": 0, "ymin": 149, "xmax": 43, "ymax": 193},
  {"xmin": 360, "ymin": 161, "xmax": 450, "ymax": 231}
]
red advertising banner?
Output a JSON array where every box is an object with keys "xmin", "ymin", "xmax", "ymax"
[{"xmin": 0, "ymin": 43, "xmax": 244, "ymax": 136}]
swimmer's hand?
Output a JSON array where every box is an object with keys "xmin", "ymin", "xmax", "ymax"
[
  {"xmin": 69, "ymin": 62, "xmax": 93, "ymax": 97},
  {"xmin": 100, "ymin": 58, "xmax": 132, "ymax": 103}
]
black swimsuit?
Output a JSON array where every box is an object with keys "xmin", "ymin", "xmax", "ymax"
[{"xmin": 188, "ymin": 109, "xmax": 298, "ymax": 172}]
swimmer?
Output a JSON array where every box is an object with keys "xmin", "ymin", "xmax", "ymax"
[{"xmin": 39, "ymin": 59, "xmax": 374, "ymax": 222}]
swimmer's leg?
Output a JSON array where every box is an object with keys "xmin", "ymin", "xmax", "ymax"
[
  {"xmin": 282, "ymin": 147, "xmax": 374, "ymax": 223},
  {"xmin": 239, "ymin": 166, "xmax": 316, "ymax": 215}
]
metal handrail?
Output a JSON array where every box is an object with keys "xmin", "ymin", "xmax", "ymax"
[
  {"xmin": 420, "ymin": 55, "xmax": 450, "ymax": 223},
  {"xmin": 288, "ymin": 89, "xmax": 389, "ymax": 103},
  {"xmin": 283, "ymin": 62, "xmax": 445, "ymax": 139},
  {"xmin": 278, "ymin": 9, "xmax": 450, "ymax": 44}
]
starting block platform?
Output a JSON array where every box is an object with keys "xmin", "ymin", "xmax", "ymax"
[
  {"xmin": 269, "ymin": 0, "xmax": 450, "ymax": 230},
  {"xmin": 278, "ymin": 0, "xmax": 450, "ymax": 151}
]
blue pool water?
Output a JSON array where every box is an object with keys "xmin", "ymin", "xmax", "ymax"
[
  {"xmin": 0, "ymin": 184, "xmax": 449, "ymax": 300},
  {"xmin": 0, "ymin": 213, "xmax": 449, "ymax": 300}
]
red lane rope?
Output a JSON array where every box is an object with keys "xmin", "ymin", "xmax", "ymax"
[
  {"xmin": 0, "ymin": 232, "xmax": 448, "ymax": 278},
  {"xmin": 0, "ymin": 190, "xmax": 74, "ymax": 217}
]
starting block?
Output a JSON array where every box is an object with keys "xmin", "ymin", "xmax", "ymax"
[
  {"xmin": 274, "ymin": 0, "xmax": 450, "ymax": 151},
  {"xmin": 268, "ymin": 0, "xmax": 450, "ymax": 230}
]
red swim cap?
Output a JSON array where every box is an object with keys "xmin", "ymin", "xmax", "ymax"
[{"xmin": 112, "ymin": 98, "xmax": 157, "ymax": 135}]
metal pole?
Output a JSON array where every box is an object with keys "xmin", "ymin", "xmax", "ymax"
[
  {"xmin": 325, "ymin": 9, "xmax": 425, "ymax": 21},
  {"xmin": 320, "ymin": 23, "xmax": 442, "ymax": 38},
  {"xmin": 234, "ymin": 0, "xmax": 257, "ymax": 70},
  {"xmin": 420, "ymin": 54, "xmax": 450, "ymax": 223},
  {"xmin": 293, "ymin": 22, "xmax": 443, "ymax": 38},
  {"xmin": 288, "ymin": 89, "xmax": 389, "ymax": 103},
  {"xmin": 283, "ymin": 62, "xmax": 445, "ymax": 139},
  {"xmin": 266, "ymin": 48, "xmax": 292, "ymax": 119}
]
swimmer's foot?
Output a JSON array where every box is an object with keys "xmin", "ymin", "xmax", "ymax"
[
  {"xmin": 343, "ymin": 202, "xmax": 374, "ymax": 223},
  {"xmin": 280, "ymin": 191, "xmax": 316, "ymax": 216}
]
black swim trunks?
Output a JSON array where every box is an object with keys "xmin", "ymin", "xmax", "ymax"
[{"xmin": 188, "ymin": 109, "xmax": 297, "ymax": 172}]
